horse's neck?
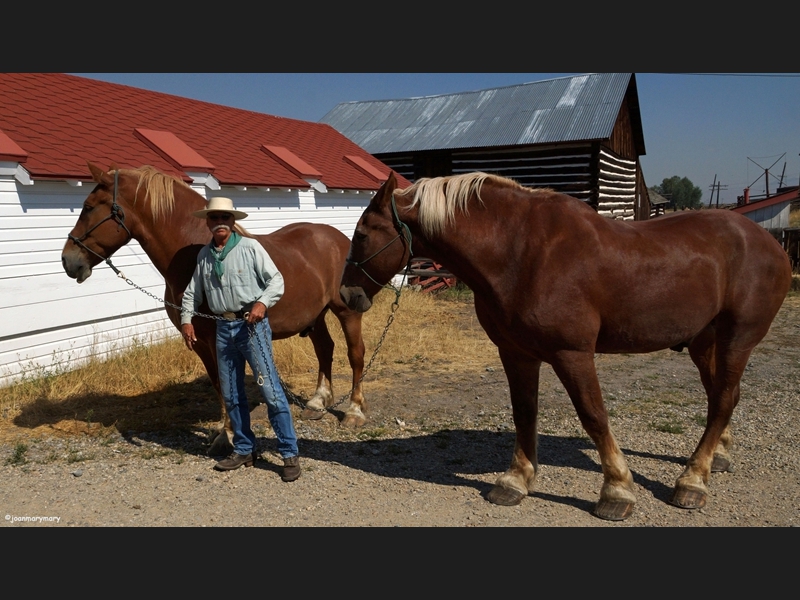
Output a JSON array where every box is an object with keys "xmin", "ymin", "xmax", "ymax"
[
  {"xmin": 411, "ymin": 204, "xmax": 506, "ymax": 297},
  {"xmin": 131, "ymin": 184, "xmax": 210, "ymax": 282}
]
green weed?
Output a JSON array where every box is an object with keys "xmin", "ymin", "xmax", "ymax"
[{"xmin": 6, "ymin": 442, "xmax": 28, "ymax": 466}]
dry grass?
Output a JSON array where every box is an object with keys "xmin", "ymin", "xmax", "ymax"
[
  {"xmin": 790, "ymin": 204, "xmax": 800, "ymax": 228},
  {"xmin": 0, "ymin": 287, "xmax": 492, "ymax": 441},
  {"xmin": 275, "ymin": 284, "xmax": 494, "ymax": 396}
]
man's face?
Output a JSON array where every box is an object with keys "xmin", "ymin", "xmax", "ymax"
[{"xmin": 206, "ymin": 212, "xmax": 234, "ymax": 234}]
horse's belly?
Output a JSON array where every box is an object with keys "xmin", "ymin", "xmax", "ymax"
[{"xmin": 596, "ymin": 309, "xmax": 714, "ymax": 354}]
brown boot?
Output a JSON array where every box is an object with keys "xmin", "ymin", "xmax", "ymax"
[
  {"xmin": 214, "ymin": 452, "xmax": 253, "ymax": 471},
  {"xmin": 282, "ymin": 456, "xmax": 301, "ymax": 482}
]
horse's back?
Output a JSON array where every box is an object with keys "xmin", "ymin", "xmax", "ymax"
[
  {"xmin": 252, "ymin": 223, "xmax": 352, "ymax": 335},
  {"xmin": 523, "ymin": 199, "xmax": 792, "ymax": 353},
  {"xmin": 258, "ymin": 222, "xmax": 349, "ymax": 261},
  {"xmin": 635, "ymin": 210, "xmax": 789, "ymax": 287}
]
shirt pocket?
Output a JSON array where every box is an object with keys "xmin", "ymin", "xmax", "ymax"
[{"xmin": 226, "ymin": 268, "xmax": 251, "ymax": 293}]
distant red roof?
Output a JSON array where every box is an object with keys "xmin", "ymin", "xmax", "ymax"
[
  {"xmin": 731, "ymin": 186, "xmax": 799, "ymax": 215},
  {"xmin": 0, "ymin": 73, "xmax": 409, "ymax": 190}
]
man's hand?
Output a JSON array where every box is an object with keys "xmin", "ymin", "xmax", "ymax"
[
  {"xmin": 246, "ymin": 301, "xmax": 267, "ymax": 324},
  {"xmin": 181, "ymin": 323, "xmax": 197, "ymax": 351}
]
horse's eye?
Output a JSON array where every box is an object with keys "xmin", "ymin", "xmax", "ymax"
[
  {"xmin": 354, "ymin": 231, "xmax": 367, "ymax": 243},
  {"xmin": 82, "ymin": 204, "xmax": 93, "ymax": 214}
]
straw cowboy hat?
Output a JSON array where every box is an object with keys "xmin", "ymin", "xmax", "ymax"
[{"xmin": 191, "ymin": 197, "xmax": 248, "ymax": 220}]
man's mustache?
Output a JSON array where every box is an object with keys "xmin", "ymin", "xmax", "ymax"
[{"xmin": 212, "ymin": 224, "xmax": 231, "ymax": 233}]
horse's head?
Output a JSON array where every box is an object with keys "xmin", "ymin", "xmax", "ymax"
[
  {"xmin": 340, "ymin": 171, "xmax": 412, "ymax": 312},
  {"xmin": 61, "ymin": 162, "xmax": 135, "ymax": 283}
]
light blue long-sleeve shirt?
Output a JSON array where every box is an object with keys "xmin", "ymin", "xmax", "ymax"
[{"xmin": 181, "ymin": 236, "xmax": 284, "ymax": 324}]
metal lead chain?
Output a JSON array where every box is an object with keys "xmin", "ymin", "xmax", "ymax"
[{"xmin": 112, "ymin": 258, "xmax": 408, "ymax": 415}]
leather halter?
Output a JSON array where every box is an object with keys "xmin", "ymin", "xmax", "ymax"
[
  {"xmin": 346, "ymin": 194, "xmax": 413, "ymax": 287},
  {"xmin": 67, "ymin": 170, "xmax": 133, "ymax": 266}
]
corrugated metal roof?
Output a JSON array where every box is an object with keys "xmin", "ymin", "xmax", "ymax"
[{"xmin": 320, "ymin": 73, "xmax": 634, "ymax": 154}]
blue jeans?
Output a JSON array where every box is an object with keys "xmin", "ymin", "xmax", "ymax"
[{"xmin": 215, "ymin": 317, "xmax": 299, "ymax": 459}]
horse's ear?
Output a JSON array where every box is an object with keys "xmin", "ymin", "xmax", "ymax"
[
  {"xmin": 109, "ymin": 162, "xmax": 120, "ymax": 172},
  {"xmin": 87, "ymin": 161, "xmax": 114, "ymax": 186},
  {"xmin": 385, "ymin": 171, "xmax": 398, "ymax": 190},
  {"xmin": 373, "ymin": 171, "xmax": 397, "ymax": 204}
]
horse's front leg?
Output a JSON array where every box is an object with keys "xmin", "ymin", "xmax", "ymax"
[
  {"xmin": 338, "ymin": 310, "xmax": 367, "ymax": 428},
  {"xmin": 299, "ymin": 317, "xmax": 335, "ymax": 421},
  {"xmin": 551, "ymin": 350, "xmax": 636, "ymax": 521},
  {"xmin": 486, "ymin": 350, "xmax": 541, "ymax": 506},
  {"xmin": 191, "ymin": 328, "xmax": 233, "ymax": 457}
]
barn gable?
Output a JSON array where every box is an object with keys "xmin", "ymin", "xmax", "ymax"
[{"xmin": 321, "ymin": 73, "xmax": 651, "ymax": 221}]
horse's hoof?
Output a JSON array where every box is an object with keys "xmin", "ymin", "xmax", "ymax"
[
  {"xmin": 711, "ymin": 454, "xmax": 733, "ymax": 473},
  {"xmin": 340, "ymin": 414, "xmax": 367, "ymax": 428},
  {"xmin": 300, "ymin": 407, "xmax": 326, "ymax": 421},
  {"xmin": 207, "ymin": 435, "xmax": 232, "ymax": 458},
  {"xmin": 670, "ymin": 487, "xmax": 707, "ymax": 510},
  {"xmin": 487, "ymin": 485, "xmax": 526, "ymax": 506},
  {"xmin": 594, "ymin": 499, "xmax": 634, "ymax": 521}
]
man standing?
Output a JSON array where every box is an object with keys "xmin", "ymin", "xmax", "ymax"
[{"xmin": 180, "ymin": 197, "xmax": 301, "ymax": 482}]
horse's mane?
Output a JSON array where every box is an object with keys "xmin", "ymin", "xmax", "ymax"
[
  {"xmin": 125, "ymin": 165, "xmax": 252, "ymax": 237},
  {"xmin": 394, "ymin": 172, "xmax": 535, "ymax": 236}
]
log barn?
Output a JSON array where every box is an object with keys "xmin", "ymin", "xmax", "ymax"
[{"xmin": 321, "ymin": 73, "xmax": 652, "ymax": 221}]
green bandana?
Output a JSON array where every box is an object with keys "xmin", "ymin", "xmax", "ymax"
[{"xmin": 209, "ymin": 232, "xmax": 241, "ymax": 280}]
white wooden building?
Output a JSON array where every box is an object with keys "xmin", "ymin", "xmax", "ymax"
[{"xmin": 0, "ymin": 73, "xmax": 406, "ymax": 387}]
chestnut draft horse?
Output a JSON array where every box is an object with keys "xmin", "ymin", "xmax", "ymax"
[
  {"xmin": 340, "ymin": 171, "xmax": 792, "ymax": 521},
  {"xmin": 62, "ymin": 163, "xmax": 368, "ymax": 456}
]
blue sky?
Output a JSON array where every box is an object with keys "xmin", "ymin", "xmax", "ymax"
[{"xmin": 73, "ymin": 73, "xmax": 800, "ymax": 206}]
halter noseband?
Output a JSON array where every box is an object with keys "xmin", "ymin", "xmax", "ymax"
[
  {"xmin": 346, "ymin": 194, "xmax": 413, "ymax": 287},
  {"xmin": 67, "ymin": 170, "xmax": 133, "ymax": 271}
]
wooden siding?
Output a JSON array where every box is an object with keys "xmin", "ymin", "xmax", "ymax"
[
  {"xmin": 606, "ymin": 99, "xmax": 638, "ymax": 160},
  {"xmin": 0, "ymin": 179, "xmax": 370, "ymax": 386},
  {"xmin": 596, "ymin": 148, "xmax": 637, "ymax": 220},
  {"xmin": 379, "ymin": 144, "xmax": 597, "ymax": 201}
]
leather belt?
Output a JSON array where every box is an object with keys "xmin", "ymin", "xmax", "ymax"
[{"xmin": 218, "ymin": 309, "xmax": 246, "ymax": 321}]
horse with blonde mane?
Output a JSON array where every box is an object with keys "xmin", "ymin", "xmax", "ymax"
[
  {"xmin": 63, "ymin": 163, "xmax": 369, "ymax": 456},
  {"xmin": 340, "ymin": 170, "xmax": 792, "ymax": 521}
]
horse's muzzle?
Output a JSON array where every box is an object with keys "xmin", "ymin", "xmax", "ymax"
[
  {"xmin": 340, "ymin": 285, "xmax": 373, "ymax": 313},
  {"xmin": 61, "ymin": 248, "xmax": 92, "ymax": 283}
]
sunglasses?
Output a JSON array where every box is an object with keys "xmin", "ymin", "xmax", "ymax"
[{"xmin": 207, "ymin": 213, "xmax": 233, "ymax": 221}]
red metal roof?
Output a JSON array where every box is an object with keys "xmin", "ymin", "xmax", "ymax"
[
  {"xmin": 0, "ymin": 73, "xmax": 409, "ymax": 190},
  {"xmin": 731, "ymin": 187, "xmax": 799, "ymax": 215}
]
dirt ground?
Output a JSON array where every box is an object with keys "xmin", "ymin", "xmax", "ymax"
[{"xmin": 1, "ymin": 294, "xmax": 799, "ymax": 527}]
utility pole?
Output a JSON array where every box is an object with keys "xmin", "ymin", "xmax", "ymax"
[
  {"xmin": 716, "ymin": 182, "xmax": 728, "ymax": 207},
  {"xmin": 708, "ymin": 175, "xmax": 717, "ymax": 208}
]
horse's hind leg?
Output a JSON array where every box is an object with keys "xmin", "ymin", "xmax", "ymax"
[
  {"xmin": 333, "ymin": 309, "xmax": 367, "ymax": 428},
  {"xmin": 487, "ymin": 350, "xmax": 541, "ymax": 507},
  {"xmin": 550, "ymin": 350, "xmax": 636, "ymax": 521},
  {"xmin": 299, "ymin": 312, "xmax": 335, "ymax": 421},
  {"xmin": 673, "ymin": 321, "xmax": 757, "ymax": 510},
  {"xmin": 687, "ymin": 324, "xmax": 735, "ymax": 474}
]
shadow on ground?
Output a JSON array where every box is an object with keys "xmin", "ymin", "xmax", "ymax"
[{"xmin": 8, "ymin": 375, "xmax": 684, "ymax": 512}]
